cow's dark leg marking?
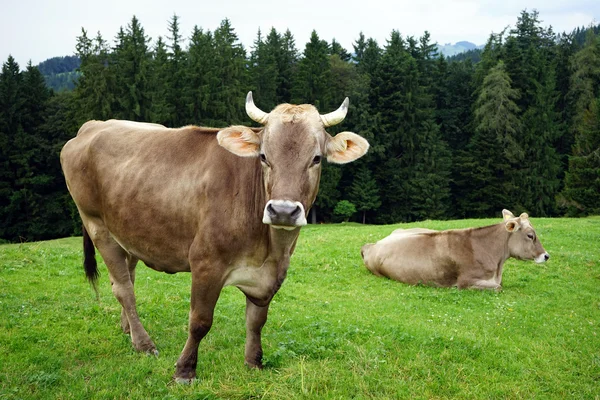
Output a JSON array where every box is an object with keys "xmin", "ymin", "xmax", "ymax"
[
  {"xmin": 174, "ymin": 266, "xmax": 224, "ymax": 382},
  {"xmin": 244, "ymin": 297, "xmax": 269, "ymax": 369},
  {"xmin": 87, "ymin": 222, "xmax": 157, "ymax": 354},
  {"xmin": 120, "ymin": 254, "xmax": 139, "ymax": 334}
]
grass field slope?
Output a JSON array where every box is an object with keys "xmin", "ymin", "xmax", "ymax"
[{"xmin": 1, "ymin": 216, "xmax": 599, "ymax": 399}]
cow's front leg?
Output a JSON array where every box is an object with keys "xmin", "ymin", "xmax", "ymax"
[
  {"xmin": 174, "ymin": 269, "xmax": 223, "ymax": 383},
  {"xmin": 244, "ymin": 298, "xmax": 270, "ymax": 369},
  {"xmin": 459, "ymin": 278, "xmax": 502, "ymax": 291}
]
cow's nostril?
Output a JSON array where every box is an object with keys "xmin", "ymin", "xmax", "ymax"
[
  {"xmin": 291, "ymin": 205, "xmax": 301, "ymax": 218},
  {"xmin": 267, "ymin": 204, "xmax": 276, "ymax": 215},
  {"xmin": 544, "ymin": 254, "xmax": 550, "ymax": 261}
]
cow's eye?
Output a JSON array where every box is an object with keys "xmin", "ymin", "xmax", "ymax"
[
  {"xmin": 527, "ymin": 233, "xmax": 534, "ymax": 240},
  {"xmin": 312, "ymin": 155, "xmax": 322, "ymax": 165},
  {"xmin": 260, "ymin": 154, "xmax": 268, "ymax": 164}
]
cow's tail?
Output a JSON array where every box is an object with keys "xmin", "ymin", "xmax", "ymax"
[{"xmin": 82, "ymin": 225, "xmax": 99, "ymax": 297}]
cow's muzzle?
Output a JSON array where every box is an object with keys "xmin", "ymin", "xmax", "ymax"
[
  {"xmin": 535, "ymin": 252, "xmax": 550, "ymax": 263},
  {"xmin": 263, "ymin": 200, "xmax": 307, "ymax": 229}
]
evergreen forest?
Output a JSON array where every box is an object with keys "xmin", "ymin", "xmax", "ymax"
[{"xmin": 1, "ymin": 10, "xmax": 600, "ymax": 243}]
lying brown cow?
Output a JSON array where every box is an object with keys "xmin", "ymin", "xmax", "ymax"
[
  {"xmin": 361, "ymin": 210, "xmax": 549, "ymax": 290},
  {"xmin": 60, "ymin": 93, "xmax": 369, "ymax": 382}
]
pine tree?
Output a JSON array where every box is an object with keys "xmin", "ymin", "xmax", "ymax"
[
  {"xmin": 186, "ymin": 26, "xmax": 216, "ymax": 124},
  {"xmin": 249, "ymin": 29, "xmax": 278, "ymax": 112},
  {"xmin": 439, "ymin": 59, "xmax": 476, "ymax": 217},
  {"xmin": 111, "ymin": 16, "xmax": 152, "ymax": 122},
  {"xmin": 166, "ymin": 14, "xmax": 187, "ymax": 126},
  {"xmin": 519, "ymin": 68, "xmax": 562, "ymax": 216},
  {"xmin": 555, "ymin": 33, "xmax": 578, "ymax": 167},
  {"xmin": 352, "ymin": 33, "xmax": 367, "ymax": 65},
  {"xmin": 370, "ymin": 31, "xmax": 412, "ymax": 222},
  {"xmin": 371, "ymin": 31, "xmax": 451, "ymax": 222},
  {"xmin": 472, "ymin": 32, "xmax": 505, "ymax": 94},
  {"xmin": 19, "ymin": 64, "xmax": 72, "ymax": 239},
  {"xmin": 277, "ymin": 29, "xmax": 298, "ymax": 104},
  {"xmin": 328, "ymin": 54, "xmax": 355, "ymax": 110},
  {"xmin": 149, "ymin": 37, "xmax": 173, "ymax": 125},
  {"xmin": 293, "ymin": 30, "xmax": 331, "ymax": 109},
  {"xmin": 560, "ymin": 99, "xmax": 600, "ymax": 215},
  {"xmin": 348, "ymin": 166, "xmax": 381, "ymax": 223},
  {"xmin": 361, "ymin": 38, "xmax": 382, "ymax": 79},
  {"xmin": 330, "ymin": 38, "xmax": 351, "ymax": 61},
  {"xmin": 434, "ymin": 57, "xmax": 476, "ymax": 167},
  {"xmin": 0, "ymin": 56, "xmax": 23, "ymax": 239},
  {"xmin": 457, "ymin": 61, "xmax": 521, "ymax": 217},
  {"xmin": 0, "ymin": 58, "xmax": 67, "ymax": 241},
  {"xmin": 74, "ymin": 29, "xmax": 114, "ymax": 122},
  {"xmin": 40, "ymin": 91, "xmax": 81, "ymax": 237},
  {"xmin": 313, "ymin": 164, "xmax": 342, "ymax": 222},
  {"xmin": 210, "ymin": 19, "xmax": 246, "ymax": 126},
  {"xmin": 560, "ymin": 30, "xmax": 600, "ymax": 215},
  {"xmin": 501, "ymin": 10, "xmax": 563, "ymax": 215}
]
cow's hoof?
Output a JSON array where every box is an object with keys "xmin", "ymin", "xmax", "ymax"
[
  {"xmin": 134, "ymin": 339, "xmax": 158, "ymax": 356},
  {"xmin": 174, "ymin": 370, "xmax": 196, "ymax": 384},
  {"xmin": 245, "ymin": 361, "xmax": 264, "ymax": 370},
  {"xmin": 174, "ymin": 376, "xmax": 195, "ymax": 384}
]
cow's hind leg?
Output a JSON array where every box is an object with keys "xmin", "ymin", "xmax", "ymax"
[
  {"xmin": 120, "ymin": 254, "xmax": 139, "ymax": 334},
  {"xmin": 244, "ymin": 298, "xmax": 269, "ymax": 369},
  {"xmin": 86, "ymin": 221, "xmax": 157, "ymax": 354}
]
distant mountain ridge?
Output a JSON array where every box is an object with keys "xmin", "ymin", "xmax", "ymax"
[
  {"xmin": 437, "ymin": 41, "xmax": 484, "ymax": 57},
  {"xmin": 37, "ymin": 56, "xmax": 80, "ymax": 92}
]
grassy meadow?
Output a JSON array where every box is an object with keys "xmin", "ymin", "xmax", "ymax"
[{"xmin": 0, "ymin": 216, "xmax": 599, "ymax": 399}]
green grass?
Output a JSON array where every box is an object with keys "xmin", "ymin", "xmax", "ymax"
[{"xmin": 1, "ymin": 217, "xmax": 599, "ymax": 399}]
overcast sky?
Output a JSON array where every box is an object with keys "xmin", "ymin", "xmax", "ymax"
[{"xmin": 1, "ymin": 0, "xmax": 598, "ymax": 68}]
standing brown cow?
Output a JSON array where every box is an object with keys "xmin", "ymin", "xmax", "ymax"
[
  {"xmin": 60, "ymin": 93, "xmax": 369, "ymax": 382},
  {"xmin": 361, "ymin": 210, "xmax": 549, "ymax": 290}
]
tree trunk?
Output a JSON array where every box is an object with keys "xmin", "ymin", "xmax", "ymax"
[{"xmin": 310, "ymin": 207, "xmax": 317, "ymax": 224}]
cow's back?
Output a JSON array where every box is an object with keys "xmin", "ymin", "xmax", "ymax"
[
  {"xmin": 61, "ymin": 120, "xmax": 265, "ymax": 272},
  {"xmin": 362, "ymin": 229, "xmax": 459, "ymax": 286},
  {"xmin": 61, "ymin": 120, "xmax": 210, "ymax": 219}
]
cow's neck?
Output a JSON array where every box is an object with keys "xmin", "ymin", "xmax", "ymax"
[{"xmin": 471, "ymin": 223, "xmax": 512, "ymax": 267}]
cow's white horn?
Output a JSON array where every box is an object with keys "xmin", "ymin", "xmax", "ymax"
[
  {"xmin": 320, "ymin": 97, "xmax": 349, "ymax": 127},
  {"xmin": 246, "ymin": 91, "xmax": 269, "ymax": 124}
]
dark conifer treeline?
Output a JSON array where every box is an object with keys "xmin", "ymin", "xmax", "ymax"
[{"xmin": 1, "ymin": 10, "xmax": 599, "ymax": 242}]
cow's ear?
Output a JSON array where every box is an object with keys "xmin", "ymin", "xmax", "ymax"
[
  {"xmin": 505, "ymin": 220, "xmax": 521, "ymax": 232},
  {"xmin": 502, "ymin": 209, "xmax": 515, "ymax": 221},
  {"xmin": 217, "ymin": 126, "xmax": 261, "ymax": 157},
  {"xmin": 519, "ymin": 212, "xmax": 529, "ymax": 220},
  {"xmin": 326, "ymin": 132, "xmax": 369, "ymax": 164}
]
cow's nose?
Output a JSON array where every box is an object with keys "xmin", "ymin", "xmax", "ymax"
[
  {"xmin": 263, "ymin": 200, "xmax": 307, "ymax": 227},
  {"xmin": 544, "ymin": 253, "xmax": 550, "ymax": 261},
  {"xmin": 268, "ymin": 202, "xmax": 301, "ymax": 219}
]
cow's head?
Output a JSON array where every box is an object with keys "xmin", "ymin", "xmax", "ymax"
[
  {"xmin": 217, "ymin": 92, "xmax": 369, "ymax": 229},
  {"xmin": 503, "ymin": 209, "xmax": 550, "ymax": 263}
]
